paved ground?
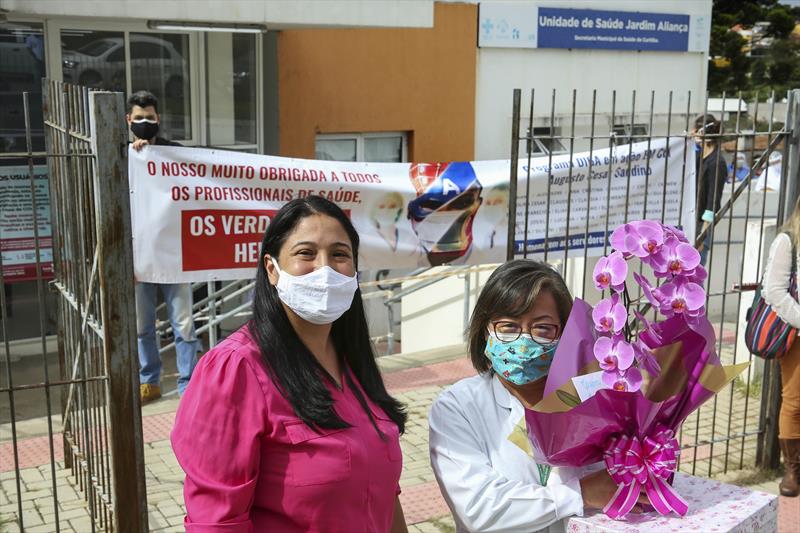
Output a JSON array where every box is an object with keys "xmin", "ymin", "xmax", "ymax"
[{"xmin": 1, "ymin": 344, "xmax": 797, "ymax": 532}]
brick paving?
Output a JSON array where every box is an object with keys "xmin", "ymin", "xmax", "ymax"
[{"xmin": 0, "ymin": 348, "xmax": 793, "ymax": 532}]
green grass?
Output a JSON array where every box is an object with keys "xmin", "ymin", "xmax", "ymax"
[{"xmin": 733, "ymin": 375, "xmax": 762, "ymax": 400}]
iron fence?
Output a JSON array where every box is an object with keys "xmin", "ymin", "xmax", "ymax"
[
  {"xmin": 1, "ymin": 81, "xmax": 146, "ymax": 532},
  {"xmin": 508, "ymin": 87, "xmax": 800, "ymax": 477},
  {"xmin": 3, "ymin": 83, "xmax": 797, "ymax": 532}
]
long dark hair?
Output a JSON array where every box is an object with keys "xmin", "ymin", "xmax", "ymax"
[
  {"xmin": 467, "ymin": 260, "xmax": 573, "ymax": 373},
  {"xmin": 249, "ymin": 195, "xmax": 406, "ymax": 434}
]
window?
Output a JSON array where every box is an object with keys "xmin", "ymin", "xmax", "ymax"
[
  {"xmin": 1, "ymin": 21, "xmax": 46, "ymax": 153},
  {"xmin": 315, "ymin": 133, "xmax": 407, "ymax": 162},
  {"xmin": 527, "ymin": 127, "xmax": 567, "ymax": 155},
  {"xmin": 131, "ymin": 33, "xmax": 191, "ymax": 140},
  {"xmin": 0, "ymin": 21, "xmax": 57, "ymax": 342},
  {"xmin": 60, "ymin": 29, "xmax": 193, "ymax": 141},
  {"xmin": 612, "ymin": 123, "xmax": 649, "ymax": 146},
  {"xmin": 206, "ymin": 33, "xmax": 257, "ymax": 151},
  {"xmin": 61, "ymin": 29, "xmax": 126, "ymax": 91}
]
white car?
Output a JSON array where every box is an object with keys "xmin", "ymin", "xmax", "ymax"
[{"xmin": 62, "ymin": 35, "xmax": 186, "ymax": 98}]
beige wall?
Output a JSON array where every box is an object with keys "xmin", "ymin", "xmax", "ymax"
[{"xmin": 277, "ymin": 2, "xmax": 477, "ymax": 162}]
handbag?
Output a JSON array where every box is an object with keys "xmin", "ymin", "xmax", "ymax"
[{"xmin": 744, "ymin": 233, "xmax": 798, "ymax": 360}]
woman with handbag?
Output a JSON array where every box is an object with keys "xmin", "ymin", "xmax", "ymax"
[{"xmin": 763, "ymin": 195, "xmax": 800, "ymax": 497}]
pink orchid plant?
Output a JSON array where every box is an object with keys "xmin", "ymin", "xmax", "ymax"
[{"xmin": 593, "ymin": 220, "xmax": 706, "ymax": 392}]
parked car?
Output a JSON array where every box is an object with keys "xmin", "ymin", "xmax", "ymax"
[{"xmin": 62, "ymin": 34, "xmax": 187, "ymax": 98}]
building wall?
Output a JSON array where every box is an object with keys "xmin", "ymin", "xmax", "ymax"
[
  {"xmin": 474, "ymin": 0, "xmax": 712, "ymax": 159},
  {"xmin": 277, "ymin": 2, "xmax": 477, "ymax": 162}
]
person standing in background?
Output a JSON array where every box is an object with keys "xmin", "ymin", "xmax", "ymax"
[
  {"xmin": 762, "ymin": 195, "xmax": 800, "ymax": 497},
  {"xmin": 692, "ymin": 114, "xmax": 729, "ymax": 266},
  {"xmin": 127, "ymin": 90, "xmax": 200, "ymax": 403}
]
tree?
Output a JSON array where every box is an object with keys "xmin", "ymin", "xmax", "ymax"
[
  {"xmin": 766, "ymin": 7, "xmax": 796, "ymax": 39},
  {"xmin": 709, "ymin": 0, "xmax": 800, "ymax": 96},
  {"xmin": 708, "ymin": 27, "xmax": 751, "ymax": 91}
]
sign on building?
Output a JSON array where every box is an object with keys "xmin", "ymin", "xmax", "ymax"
[
  {"xmin": 0, "ymin": 165, "xmax": 53, "ymax": 282},
  {"xmin": 478, "ymin": 3, "xmax": 710, "ymax": 53}
]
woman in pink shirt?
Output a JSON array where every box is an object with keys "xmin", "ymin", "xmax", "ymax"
[{"xmin": 172, "ymin": 196, "xmax": 408, "ymax": 532}]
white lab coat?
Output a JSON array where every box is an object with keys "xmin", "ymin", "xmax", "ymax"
[
  {"xmin": 429, "ymin": 373, "xmax": 589, "ymax": 533},
  {"xmin": 763, "ymin": 232, "xmax": 800, "ymax": 330}
]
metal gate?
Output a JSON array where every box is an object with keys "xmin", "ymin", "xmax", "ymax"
[
  {"xmin": 1, "ymin": 81, "xmax": 147, "ymax": 531},
  {"xmin": 507, "ymin": 87, "xmax": 800, "ymax": 477}
]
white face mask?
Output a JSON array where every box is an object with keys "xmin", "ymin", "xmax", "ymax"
[
  {"xmin": 271, "ymin": 257, "xmax": 358, "ymax": 325},
  {"xmin": 374, "ymin": 207, "xmax": 401, "ymax": 227},
  {"xmin": 412, "ymin": 210, "xmax": 463, "ymax": 250},
  {"xmin": 480, "ymin": 205, "xmax": 506, "ymax": 227}
]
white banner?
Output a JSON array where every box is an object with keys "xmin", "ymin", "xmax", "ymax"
[
  {"xmin": 128, "ymin": 138, "xmax": 694, "ymax": 283},
  {"xmin": 129, "ymin": 147, "xmax": 509, "ymax": 283},
  {"xmin": 510, "ymin": 137, "xmax": 696, "ymax": 258}
]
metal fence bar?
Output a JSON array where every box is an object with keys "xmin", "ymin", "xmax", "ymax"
[
  {"xmin": 90, "ymin": 90, "xmax": 149, "ymax": 531},
  {"xmin": 0, "ymin": 80, "xmax": 150, "ymax": 532},
  {"xmin": 506, "ymin": 89, "xmax": 521, "ymax": 261},
  {"xmin": 505, "ymin": 87, "xmax": 796, "ymax": 476},
  {"xmin": 24, "ymin": 89, "xmax": 63, "ymax": 530}
]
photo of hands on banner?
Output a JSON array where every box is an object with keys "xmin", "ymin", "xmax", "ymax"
[{"xmin": 128, "ymin": 137, "xmax": 692, "ymax": 283}]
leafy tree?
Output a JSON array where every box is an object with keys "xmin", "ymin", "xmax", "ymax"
[
  {"xmin": 766, "ymin": 7, "xmax": 796, "ymax": 38},
  {"xmin": 709, "ymin": 0, "xmax": 799, "ymax": 96}
]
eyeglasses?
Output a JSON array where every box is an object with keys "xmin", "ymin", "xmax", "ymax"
[{"xmin": 490, "ymin": 320, "xmax": 560, "ymax": 346}]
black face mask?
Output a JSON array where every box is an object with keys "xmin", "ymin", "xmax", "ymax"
[{"xmin": 131, "ymin": 119, "xmax": 159, "ymax": 141}]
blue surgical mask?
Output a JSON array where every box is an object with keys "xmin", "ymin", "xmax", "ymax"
[{"xmin": 485, "ymin": 333, "xmax": 558, "ymax": 385}]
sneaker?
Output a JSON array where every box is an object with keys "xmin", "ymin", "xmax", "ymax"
[{"xmin": 140, "ymin": 384, "xmax": 162, "ymax": 405}]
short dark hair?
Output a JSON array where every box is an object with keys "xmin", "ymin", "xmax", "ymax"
[
  {"xmin": 249, "ymin": 195, "xmax": 406, "ymax": 434},
  {"xmin": 467, "ymin": 260, "xmax": 573, "ymax": 374},
  {"xmin": 694, "ymin": 113, "xmax": 721, "ymax": 141},
  {"xmin": 127, "ymin": 90, "xmax": 159, "ymax": 114}
]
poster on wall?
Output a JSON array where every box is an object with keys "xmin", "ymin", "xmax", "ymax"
[
  {"xmin": 128, "ymin": 147, "xmax": 510, "ymax": 283},
  {"xmin": 0, "ymin": 165, "xmax": 53, "ymax": 283},
  {"xmin": 128, "ymin": 139, "xmax": 694, "ymax": 284}
]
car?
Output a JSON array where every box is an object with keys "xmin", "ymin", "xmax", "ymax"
[{"xmin": 62, "ymin": 34, "xmax": 187, "ymax": 98}]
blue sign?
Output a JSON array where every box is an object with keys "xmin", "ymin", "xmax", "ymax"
[{"xmin": 537, "ymin": 7, "xmax": 691, "ymax": 52}]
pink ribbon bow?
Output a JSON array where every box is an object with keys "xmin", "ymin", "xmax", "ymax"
[{"xmin": 602, "ymin": 426, "xmax": 689, "ymax": 519}]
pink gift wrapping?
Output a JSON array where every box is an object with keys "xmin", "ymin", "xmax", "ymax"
[{"xmin": 525, "ymin": 299, "xmax": 749, "ymax": 519}]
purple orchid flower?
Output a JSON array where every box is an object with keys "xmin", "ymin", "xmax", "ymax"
[
  {"xmin": 656, "ymin": 277, "xmax": 706, "ymax": 319},
  {"xmin": 592, "ymin": 293, "xmax": 628, "ymax": 334},
  {"xmin": 652, "ymin": 237, "xmax": 701, "ymax": 278},
  {"xmin": 632, "ymin": 339, "xmax": 661, "ymax": 376},
  {"xmin": 602, "ymin": 366, "xmax": 643, "ymax": 392},
  {"xmin": 609, "ymin": 220, "xmax": 665, "ymax": 259},
  {"xmin": 687, "ymin": 264, "xmax": 708, "ymax": 285},
  {"xmin": 662, "ymin": 224, "xmax": 689, "ymax": 244},
  {"xmin": 594, "ymin": 336, "xmax": 635, "ymax": 372},
  {"xmin": 633, "ymin": 272, "xmax": 663, "ymax": 309},
  {"xmin": 593, "ymin": 251, "xmax": 628, "ymax": 292},
  {"xmin": 633, "ymin": 309, "xmax": 662, "ymax": 344}
]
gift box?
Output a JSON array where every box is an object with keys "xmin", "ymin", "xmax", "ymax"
[{"xmin": 565, "ymin": 473, "xmax": 778, "ymax": 533}]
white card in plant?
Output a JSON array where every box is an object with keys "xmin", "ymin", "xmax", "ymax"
[{"xmin": 571, "ymin": 371, "xmax": 607, "ymax": 402}]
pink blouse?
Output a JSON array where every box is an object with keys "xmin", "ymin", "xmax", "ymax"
[{"xmin": 171, "ymin": 326, "xmax": 403, "ymax": 532}]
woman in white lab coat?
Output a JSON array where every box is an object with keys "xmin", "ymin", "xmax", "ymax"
[{"xmin": 429, "ymin": 260, "xmax": 638, "ymax": 532}]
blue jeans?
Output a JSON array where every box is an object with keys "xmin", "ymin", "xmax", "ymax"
[{"xmin": 135, "ymin": 282, "xmax": 199, "ymax": 393}]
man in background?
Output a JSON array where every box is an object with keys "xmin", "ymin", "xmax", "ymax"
[
  {"xmin": 127, "ymin": 90, "xmax": 199, "ymax": 403},
  {"xmin": 692, "ymin": 113, "xmax": 728, "ymax": 266}
]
